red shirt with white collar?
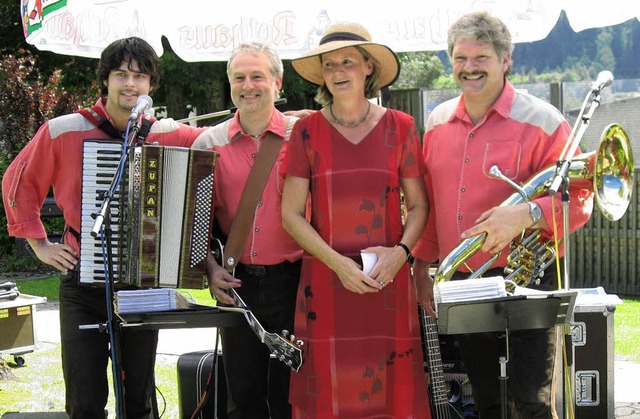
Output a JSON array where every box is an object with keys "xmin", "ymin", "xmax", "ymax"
[
  {"xmin": 2, "ymin": 97, "xmax": 206, "ymax": 253},
  {"xmin": 191, "ymin": 110, "xmax": 302, "ymax": 266},
  {"xmin": 413, "ymin": 81, "xmax": 594, "ymax": 271}
]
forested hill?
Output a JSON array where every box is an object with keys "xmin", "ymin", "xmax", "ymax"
[{"xmin": 512, "ymin": 11, "xmax": 640, "ymax": 79}]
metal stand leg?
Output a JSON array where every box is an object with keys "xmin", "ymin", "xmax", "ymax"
[
  {"xmin": 499, "ymin": 356, "xmax": 508, "ymax": 419},
  {"xmin": 500, "ymin": 329, "xmax": 510, "ymax": 419}
]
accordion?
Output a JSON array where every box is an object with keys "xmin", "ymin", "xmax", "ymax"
[{"xmin": 79, "ymin": 140, "xmax": 216, "ymax": 289}]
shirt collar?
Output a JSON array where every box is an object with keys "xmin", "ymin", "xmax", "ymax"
[
  {"xmin": 228, "ymin": 109, "xmax": 287, "ymax": 142},
  {"xmin": 451, "ymin": 79, "xmax": 515, "ymax": 123}
]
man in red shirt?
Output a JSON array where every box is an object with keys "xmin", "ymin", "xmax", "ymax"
[
  {"xmin": 2, "ymin": 37, "xmax": 205, "ymax": 418},
  {"xmin": 413, "ymin": 12, "xmax": 594, "ymax": 418},
  {"xmin": 192, "ymin": 42, "xmax": 302, "ymax": 418}
]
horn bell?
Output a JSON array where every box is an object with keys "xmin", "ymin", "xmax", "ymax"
[{"xmin": 593, "ymin": 123, "xmax": 634, "ymax": 221}]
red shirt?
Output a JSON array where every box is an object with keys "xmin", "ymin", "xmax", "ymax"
[
  {"xmin": 191, "ymin": 110, "xmax": 302, "ymax": 265},
  {"xmin": 413, "ymin": 81, "xmax": 594, "ymax": 271},
  {"xmin": 2, "ymin": 98, "xmax": 206, "ymax": 253}
]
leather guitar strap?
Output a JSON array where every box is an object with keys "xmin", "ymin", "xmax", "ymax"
[{"xmin": 222, "ymin": 132, "xmax": 284, "ymax": 271}]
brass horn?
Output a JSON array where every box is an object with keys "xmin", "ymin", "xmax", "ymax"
[{"xmin": 433, "ymin": 123, "xmax": 634, "ymax": 287}]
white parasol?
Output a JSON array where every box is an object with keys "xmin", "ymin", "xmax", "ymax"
[{"xmin": 21, "ymin": 0, "xmax": 640, "ymax": 62}]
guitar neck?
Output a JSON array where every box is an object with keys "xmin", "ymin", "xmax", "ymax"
[
  {"xmin": 214, "ymin": 242, "xmax": 303, "ymax": 371},
  {"xmin": 420, "ymin": 307, "xmax": 452, "ymax": 419},
  {"xmin": 228, "ymin": 288, "xmax": 303, "ymax": 372},
  {"xmin": 229, "ymin": 288, "xmax": 268, "ymax": 340}
]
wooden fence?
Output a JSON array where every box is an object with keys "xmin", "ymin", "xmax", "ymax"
[{"xmin": 569, "ymin": 168, "xmax": 640, "ymax": 296}]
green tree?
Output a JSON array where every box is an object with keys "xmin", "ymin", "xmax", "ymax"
[
  {"xmin": 594, "ymin": 29, "xmax": 616, "ymax": 75},
  {"xmin": 395, "ymin": 52, "xmax": 444, "ymax": 89}
]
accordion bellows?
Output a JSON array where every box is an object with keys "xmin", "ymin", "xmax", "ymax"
[{"xmin": 79, "ymin": 141, "xmax": 216, "ymax": 289}]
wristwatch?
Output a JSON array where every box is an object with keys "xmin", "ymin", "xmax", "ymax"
[{"xmin": 527, "ymin": 201, "xmax": 542, "ymax": 227}]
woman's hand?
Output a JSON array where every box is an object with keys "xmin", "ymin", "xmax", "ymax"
[
  {"xmin": 333, "ymin": 254, "xmax": 384, "ymax": 294},
  {"xmin": 360, "ymin": 245, "xmax": 407, "ymax": 287}
]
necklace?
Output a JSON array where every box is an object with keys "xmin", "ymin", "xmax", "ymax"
[{"xmin": 329, "ymin": 101, "xmax": 371, "ymax": 128}]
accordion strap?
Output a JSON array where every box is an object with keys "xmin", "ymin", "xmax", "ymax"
[
  {"xmin": 223, "ymin": 132, "xmax": 284, "ymax": 270},
  {"xmin": 77, "ymin": 106, "xmax": 154, "ymax": 145}
]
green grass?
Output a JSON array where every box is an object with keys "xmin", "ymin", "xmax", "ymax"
[
  {"xmin": 1, "ymin": 276, "xmax": 639, "ymax": 417},
  {"xmin": 13, "ymin": 276, "xmax": 213, "ymax": 306},
  {"xmin": 1, "ymin": 276, "xmax": 215, "ymax": 418},
  {"xmin": 612, "ymin": 298, "xmax": 640, "ymax": 361},
  {"xmin": 10, "ymin": 274, "xmax": 61, "ymax": 302}
]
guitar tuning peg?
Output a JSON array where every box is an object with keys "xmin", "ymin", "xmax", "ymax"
[
  {"xmin": 278, "ymin": 355, "xmax": 285, "ymax": 362},
  {"xmin": 296, "ymin": 340, "xmax": 304, "ymax": 346},
  {"xmin": 286, "ymin": 360, "xmax": 293, "ymax": 366},
  {"xmin": 289, "ymin": 334, "xmax": 295, "ymax": 342},
  {"xmin": 282, "ymin": 330, "xmax": 289, "ymax": 337}
]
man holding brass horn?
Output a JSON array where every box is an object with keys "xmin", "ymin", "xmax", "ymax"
[{"xmin": 413, "ymin": 11, "xmax": 594, "ymax": 418}]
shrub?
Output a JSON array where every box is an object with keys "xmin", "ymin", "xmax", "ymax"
[{"xmin": 0, "ymin": 50, "xmax": 91, "ymax": 256}]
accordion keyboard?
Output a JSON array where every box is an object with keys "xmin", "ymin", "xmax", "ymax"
[{"xmin": 79, "ymin": 141, "xmax": 128, "ymax": 285}]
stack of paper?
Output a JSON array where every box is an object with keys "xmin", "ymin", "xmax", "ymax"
[
  {"xmin": 434, "ymin": 276, "xmax": 508, "ymax": 304},
  {"xmin": 115, "ymin": 289, "xmax": 199, "ymax": 314}
]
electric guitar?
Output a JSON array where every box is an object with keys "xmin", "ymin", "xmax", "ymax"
[
  {"xmin": 211, "ymin": 238, "xmax": 304, "ymax": 372},
  {"xmin": 420, "ymin": 306, "xmax": 460, "ymax": 418}
]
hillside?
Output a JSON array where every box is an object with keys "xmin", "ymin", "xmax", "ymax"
[{"xmin": 438, "ymin": 11, "xmax": 640, "ymax": 79}]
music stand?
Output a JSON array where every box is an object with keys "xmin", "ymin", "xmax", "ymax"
[
  {"xmin": 436, "ymin": 292, "xmax": 577, "ymax": 419},
  {"xmin": 117, "ymin": 307, "xmax": 244, "ymax": 330}
]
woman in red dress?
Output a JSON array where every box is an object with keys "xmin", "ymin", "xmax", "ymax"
[{"xmin": 282, "ymin": 22, "xmax": 432, "ymax": 418}]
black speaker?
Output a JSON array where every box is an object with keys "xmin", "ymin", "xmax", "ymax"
[{"xmin": 177, "ymin": 350, "xmax": 226, "ymax": 419}]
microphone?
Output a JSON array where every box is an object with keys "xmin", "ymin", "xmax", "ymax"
[
  {"xmin": 128, "ymin": 95, "xmax": 153, "ymax": 122},
  {"xmin": 590, "ymin": 71, "xmax": 613, "ymax": 93}
]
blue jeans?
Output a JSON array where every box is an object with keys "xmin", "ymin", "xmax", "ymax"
[
  {"xmin": 220, "ymin": 260, "xmax": 301, "ymax": 419},
  {"xmin": 59, "ymin": 272, "xmax": 159, "ymax": 418}
]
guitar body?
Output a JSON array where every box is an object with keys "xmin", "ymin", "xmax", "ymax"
[{"xmin": 419, "ymin": 306, "xmax": 464, "ymax": 419}]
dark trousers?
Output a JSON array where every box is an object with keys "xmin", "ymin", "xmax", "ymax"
[
  {"xmin": 59, "ymin": 273, "xmax": 159, "ymax": 419},
  {"xmin": 220, "ymin": 260, "xmax": 301, "ymax": 419},
  {"xmin": 452, "ymin": 267, "xmax": 561, "ymax": 419}
]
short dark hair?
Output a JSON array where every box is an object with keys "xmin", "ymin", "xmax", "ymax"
[{"xmin": 95, "ymin": 37, "xmax": 161, "ymax": 96}]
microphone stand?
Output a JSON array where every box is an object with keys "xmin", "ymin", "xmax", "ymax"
[
  {"xmin": 548, "ymin": 85, "xmax": 605, "ymax": 419},
  {"xmin": 175, "ymin": 98, "xmax": 288, "ymax": 124},
  {"xmin": 549, "ymin": 86, "xmax": 605, "ymax": 288},
  {"xmin": 86, "ymin": 117, "xmax": 144, "ymax": 419}
]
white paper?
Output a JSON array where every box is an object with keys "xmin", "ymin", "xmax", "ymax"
[{"xmin": 361, "ymin": 252, "xmax": 377, "ymax": 275}]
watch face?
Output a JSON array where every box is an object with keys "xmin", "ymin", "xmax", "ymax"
[{"xmin": 529, "ymin": 202, "xmax": 542, "ymax": 222}]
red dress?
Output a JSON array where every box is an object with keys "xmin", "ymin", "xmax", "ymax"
[{"xmin": 284, "ymin": 109, "xmax": 432, "ymax": 418}]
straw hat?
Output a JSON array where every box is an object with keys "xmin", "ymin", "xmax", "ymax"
[{"xmin": 291, "ymin": 22, "xmax": 400, "ymax": 88}]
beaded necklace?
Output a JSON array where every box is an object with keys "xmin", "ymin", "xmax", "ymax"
[{"xmin": 329, "ymin": 101, "xmax": 371, "ymax": 128}]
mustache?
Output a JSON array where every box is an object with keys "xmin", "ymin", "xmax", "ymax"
[{"xmin": 459, "ymin": 71, "xmax": 487, "ymax": 78}]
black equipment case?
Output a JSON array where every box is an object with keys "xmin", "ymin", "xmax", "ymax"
[
  {"xmin": 177, "ymin": 350, "xmax": 282, "ymax": 419},
  {"xmin": 570, "ymin": 288, "xmax": 621, "ymax": 419},
  {"xmin": 177, "ymin": 350, "xmax": 227, "ymax": 419}
]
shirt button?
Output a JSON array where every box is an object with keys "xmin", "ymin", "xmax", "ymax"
[
  {"xmin": 458, "ymin": 215, "xmax": 463, "ymax": 220},
  {"xmin": 255, "ymin": 227, "xmax": 260, "ymax": 232},
  {"xmin": 461, "ymin": 187, "xmax": 466, "ymax": 192},
  {"xmin": 258, "ymin": 201, "xmax": 263, "ymax": 207},
  {"xmin": 252, "ymin": 153, "xmax": 257, "ymax": 158},
  {"xmin": 465, "ymin": 157, "xmax": 470, "ymax": 163},
  {"xmin": 469, "ymin": 133, "xmax": 474, "ymax": 138},
  {"xmin": 252, "ymin": 252, "xmax": 257, "ymax": 256}
]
